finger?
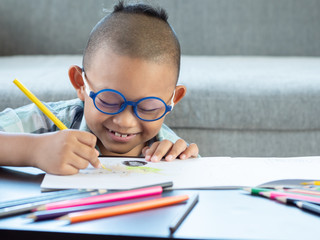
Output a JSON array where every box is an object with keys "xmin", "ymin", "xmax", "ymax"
[
  {"xmin": 49, "ymin": 155, "xmax": 81, "ymax": 175},
  {"xmin": 70, "ymin": 131, "xmax": 100, "ymax": 168},
  {"xmin": 144, "ymin": 142, "xmax": 160, "ymax": 161},
  {"xmin": 71, "ymin": 130, "xmax": 97, "ymax": 148},
  {"xmin": 68, "ymin": 153, "xmax": 91, "ymax": 170},
  {"xmin": 150, "ymin": 140, "xmax": 173, "ymax": 162},
  {"xmin": 164, "ymin": 139, "xmax": 187, "ymax": 161},
  {"xmin": 141, "ymin": 146, "xmax": 150, "ymax": 157},
  {"xmin": 179, "ymin": 143, "xmax": 199, "ymax": 160},
  {"xmin": 74, "ymin": 144, "xmax": 100, "ymax": 168}
]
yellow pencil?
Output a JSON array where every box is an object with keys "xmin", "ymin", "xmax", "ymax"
[
  {"xmin": 13, "ymin": 79, "xmax": 68, "ymax": 130},
  {"xmin": 301, "ymin": 181, "xmax": 320, "ymax": 186},
  {"xmin": 13, "ymin": 79, "xmax": 106, "ymax": 169}
]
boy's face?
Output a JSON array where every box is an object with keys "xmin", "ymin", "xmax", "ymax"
[{"xmin": 70, "ymin": 48, "xmax": 185, "ymax": 156}]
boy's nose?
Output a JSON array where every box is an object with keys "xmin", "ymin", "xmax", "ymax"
[{"xmin": 112, "ymin": 106, "xmax": 138, "ymax": 127}]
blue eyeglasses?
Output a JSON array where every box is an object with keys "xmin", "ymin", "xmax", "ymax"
[{"xmin": 82, "ymin": 70, "xmax": 175, "ymax": 122}]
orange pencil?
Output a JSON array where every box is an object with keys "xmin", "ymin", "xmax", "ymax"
[{"xmin": 60, "ymin": 194, "xmax": 189, "ymax": 223}]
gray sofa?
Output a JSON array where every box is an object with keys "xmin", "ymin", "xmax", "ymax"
[{"xmin": 1, "ymin": 0, "xmax": 320, "ymax": 157}]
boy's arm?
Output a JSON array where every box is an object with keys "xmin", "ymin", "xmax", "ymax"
[
  {"xmin": 142, "ymin": 124, "xmax": 199, "ymax": 162},
  {"xmin": 0, "ymin": 131, "xmax": 101, "ymax": 175},
  {"xmin": 0, "ymin": 101, "xmax": 100, "ymax": 175}
]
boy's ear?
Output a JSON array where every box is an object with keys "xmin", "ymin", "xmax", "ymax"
[
  {"xmin": 69, "ymin": 65, "xmax": 85, "ymax": 101},
  {"xmin": 173, "ymin": 85, "xmax": 187, "ymax": 105}
]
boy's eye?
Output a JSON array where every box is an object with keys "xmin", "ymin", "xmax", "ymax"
[
  {"xmin": 96, "ymin": 97, "xmax": 122, "ymax": 112},
  {"xmin": 138, "ymin": 107, "xmax": 162, "ymax": 113},
  {"xmin": 137, "ymin": 99, "xmax": 165, "ymax": 115}
]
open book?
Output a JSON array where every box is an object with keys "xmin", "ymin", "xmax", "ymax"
[{"xmin": 40, "ymin": 156, "xmax": 320, "ymax": 191}]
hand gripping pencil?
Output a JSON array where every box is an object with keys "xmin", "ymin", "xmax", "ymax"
[{"xmin": 13, "ymin": 79, "xmax": 105, "ymax": 169}]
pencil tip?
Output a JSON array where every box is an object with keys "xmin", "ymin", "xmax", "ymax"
[
  {"xmin": 242, "ymin": 187, "xmax": 251, "ymax": 192},
  {"xmin": 58, "ymin": 215, "xmax": 70, "ymax": 221},
  {"xmin": 101, "ymin": 163, "xmax": 107, "ymax": 169},
  {"xmin": 26, "ymin": 214, "xmax": 35, "ymax": 219},
  {"xmin": 35, "ymin": 205, "xmax": 46, "ymax": 211},
  {"xmin": 259, "ymin": 192, "xmax": 270, "ymax": 197},
  {"xmin": 275, "ymin": 196, "xmax": 286, "ymax": 203},
  {"xmin": 300, "ymin": 182, "xmax": 310, "ymax": 185},
  {"xmin": 98, "ymin": 189, "xmax": 107, "ymax": 194}
]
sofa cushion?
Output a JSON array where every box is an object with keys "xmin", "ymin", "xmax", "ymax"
[
  {"xmin": 166, "ymin": 56, "xmax": 320, "ymax": 131},
  {"xmin": 1, "ymin": 55, "xmax": 78, "ymax": 111}
]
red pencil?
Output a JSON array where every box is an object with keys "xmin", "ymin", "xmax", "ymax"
[{"xmin": 35, "ymin": 186, "xmax": 163, "ymax": 211}]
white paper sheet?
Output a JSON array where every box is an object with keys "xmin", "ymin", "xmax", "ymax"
[{"xmin": 40, "ymin": 156, "xmax": 320, "ymax": 190}]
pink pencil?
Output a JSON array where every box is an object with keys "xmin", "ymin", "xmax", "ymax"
[
  {"xmin": 285, "ymin": 188, "xmax": 320, "ymax": 196},
  {"xmin": 35, "ymin": 186, "xmax": 163, "ymax": 211},
  {"xmin": 260, "ymin": 191, "xmax": 320, "ymax": 203}
]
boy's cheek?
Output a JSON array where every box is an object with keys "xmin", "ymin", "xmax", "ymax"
[
  {"xmin": 141, "ymin": 120, "xmax": 164, "ymax": 141},
  {"xmin": 83, "ymin": 106, "xmax": 106, "ymax": 132}
]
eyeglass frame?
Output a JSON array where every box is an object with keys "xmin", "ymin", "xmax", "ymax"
[{"xmin": 81, "ymin": 69, "xmax": 175, "ymax": 122}]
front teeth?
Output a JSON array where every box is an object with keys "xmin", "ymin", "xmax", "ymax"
[{"xmin": 112, "ymin": 131, "xmax": 128, "ymax": 138}]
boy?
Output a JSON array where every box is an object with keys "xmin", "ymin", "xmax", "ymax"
[{"xmin": 0, "ymin": 1, "xmax": 198, "ymax": 175}]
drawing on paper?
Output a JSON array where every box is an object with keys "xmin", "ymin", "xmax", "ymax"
[
  {"xmin": 122, "ymin": 160, "xmax": 147, "ymax": 167},
  {"xmin": 79, "ymin": 160, "xmax": 163, "ymax": 176}
]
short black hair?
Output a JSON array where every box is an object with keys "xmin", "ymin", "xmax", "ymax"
[{"xmin": 82, "ymin": 0, "xmax": 181, "ymax": 78}]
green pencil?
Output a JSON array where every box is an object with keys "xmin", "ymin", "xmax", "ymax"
[{"xmin": 242, "ymin": 187, "xmax": 273, "ymax": 195}]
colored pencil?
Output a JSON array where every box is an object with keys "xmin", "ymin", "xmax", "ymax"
[
  {"xmin": 275, "ymin": 196, "xmax": 298, "ymax": 205},
  {"xmin": 300, "ymin": 181, "xmax": 320, "ymax": 186},
  {"xmin": 169, "ymin": 194, "xmax": 199, "ymax": 234},
  {"xmin": 131, "ymin": 181, "xmax": 173, "ymax": 190},
  {"xmin": 261, "ymin": 190, "xmax": 320, "ymax": 198},
  {"xmin": 295, "ymin": 201, "xmax": 320, "ymax": 216},
  {"xmin": 242, "ymin": 187, "xmax": 273, "ymax": 195},
  {"xmin": 274, "ymin": 185, "xmax": 309, "ymax": 190},
  {"xmin": 0, "ymin": 189, "xmax": 90, "ymax": 209},
  {"xmin": 260, "ymin": 191, "xmax": 320, "ymax": 203},
  {"xmin": 13, "ymin": 79, "xmax": 106, "ymax": 169},
  {"xmin": 28, "ymin": 199, "xmax": 146, "ymax": 221},
  {"xmin": 303, "ymin": 186, "xmax": 320, "ymax": 191},
  {"xmin": 35, "ymin": 186, "xmax": 163, "ymax": 211},
  {"xmin": 28, "ymin": 183, "xmax": 173, "ymax": 221},
  {"xmin": 59, "ymin": 194, "xmax": 189, "ymax": 223},
  {"xmin": 285, "ymin": 188, "xmax": 320, "ymax": 196},
  {"xmin": 0, "ymin": 189, "xmax": 103, "ymax": 218},
  {"xmin": 275, "ymin": 196, "xmax": 320, "ymax": 206},
  {"xmin": 13, "ymin": 79, "xmax": 68, "ymax": 130}
]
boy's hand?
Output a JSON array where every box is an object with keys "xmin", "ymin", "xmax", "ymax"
[
  {"xmin": 31, "ymin": 130, "xmax": 100, "ymax": 175},
  {"xmin": 142, "ymin": 139, "xmax": 199, "ymax": 162}
]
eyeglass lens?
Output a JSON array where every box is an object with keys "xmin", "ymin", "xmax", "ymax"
[{"xmin": 94, "ymin": 91, "xmax": 167, "ymax": 120}]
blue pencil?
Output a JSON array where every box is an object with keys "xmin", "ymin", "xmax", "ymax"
[
  {"xmin": 295, "ymin": 201, "xmax": 320, "ymax": 216},
  {"xmin": 169, "ymin": 193, "xmax": 199, "ymax": 234}
]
